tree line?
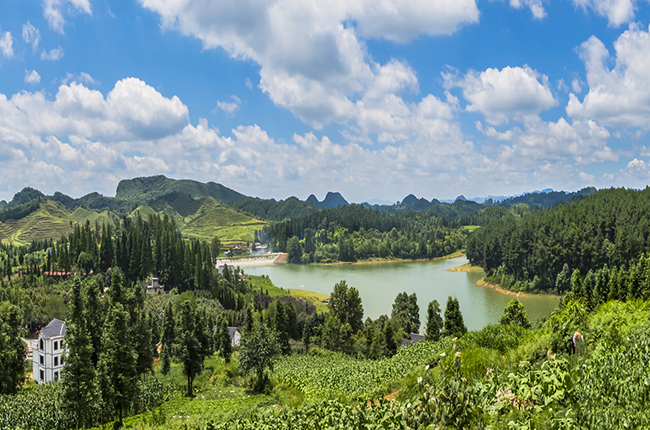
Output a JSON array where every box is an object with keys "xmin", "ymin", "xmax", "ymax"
[
  {"xmin": 466, "ymin": 187, "xmax": 650, "ymax": 293},
  {"xmin": 265, "ymin": 205, "xmax": 467, "ymax": 263}
]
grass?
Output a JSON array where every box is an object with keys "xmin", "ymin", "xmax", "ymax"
[
  {"xmin": 0, "ymin": 196, "xmax": 268, "ymax": 245},
  {"xmin": 248, "ymin": 274, "xmax": 330, "ymax": 313},
  {"xmin": 447, "ymin": 262, "xmax": 485, "ymax": 273},
  {"xmin": 463, "ymin": 225, "xmax": 480, "ymax": 231}
]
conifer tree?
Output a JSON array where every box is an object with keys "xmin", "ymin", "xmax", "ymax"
[
  {"xmin": 383, "ymin": 319, "xmax": 397, "ymax": 357},
  {"xmin": 499, "ymin": 298, "xmax": 530, "ymax": 328},
  {"xmin": 274, "ymin": 301, "xmax": 291, "ymax": 354},
  {"xmin": 215, "ymin": 314, "xmax": 232, "ymax": 362},
  {"xmin": 425, "ymin": 299, "xmax": 443, "ymax": 341},
  {"xmin": 302, "ymin": 317, "xmax": 311, "ymax": 353},
  {"xmin": 0, "ymin": 305, "xmax": 26, "ymax": 395},
  {"xmin": 570, "ymin": 269, "xmax": 582, "ymax": 295},
  {"xmin": 607, "ymin": 267, "xmax": 619, "ymax": 302},
  {"xmin": 98, "ymin": 303, "xmax": 137, "ymax": 425},
  {"xmin": 63, "ymin": 278, "xmax": 100, "ymax": 428},
  {"xmin": 160, "ymin": 302, "xmax": 175, "ymax": 375},
  {"xmin": 177, "ymin": 300, "xmax": 203, "ymax": 397},
  {"xmin": 442, "ymin": 296, "xmax": 467, "ymax": 339},
  {"xmin": 627, "ymin": 263, "xmax": 640, "ymax": 301}
]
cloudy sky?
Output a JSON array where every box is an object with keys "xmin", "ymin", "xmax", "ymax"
[{"xmin": 1, "ymin": 0, "xmax": 650, "ymax": 203}]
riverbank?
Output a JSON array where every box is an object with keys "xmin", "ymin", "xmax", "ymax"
[
  {"xmin": 475, "ymin": 277, "xmax": 562, "ymax": 300},
  {"xmin": 315, "ymin": 250, "xmax": 466, "ymax": 266},
  {"xmin": 447, "ymin": 263, "xmax": 484, "ymax": 273}
]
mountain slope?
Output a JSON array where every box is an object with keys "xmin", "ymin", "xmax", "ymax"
[
  {"xmin": 306, "ymin": 192, "xmax": 349, "ymax": 209},
  {"xmin": 115, "ymin": 175, "xmax": 245, "ymax": 204}
]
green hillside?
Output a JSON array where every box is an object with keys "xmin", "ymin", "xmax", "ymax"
[
  {"xmin": 0, "ymin": 200, "xmax": 93, "ymax": 245},
  {"xmin": 115, "ymin": 175, "xmax": 245, "ymax": 204},
  {"xmin": 128, "ymin": 197, "xmax": 267, "ymax": 243},
  {"xmin": 179, "ymin": 197, "xmax": 266, "ymax": 243},
  {"xmin": 0, "ymin": 195, "xmax": 266, "ymax": 245}
]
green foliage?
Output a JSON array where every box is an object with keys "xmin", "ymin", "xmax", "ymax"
[
  {"xmin": 273, "ymin": 339, "xmax": 450, "ymax": 401},
  {"xmin": 238, "ymin": 321, "xmax": 280, "ymax": 392},
  {"xmin": 391, "ymin": 291, "xmax": 420, "ymax": 336},
  {"xmin": 500, "ymin": 298, "xmax": 531, "ymax": 328},
  {"xmin": 0, "ymin": 304, "xmax": 26, "ymax": 395},
  {"xmin": 177, "ymin": 301, "xmax": 204, "ymax": 397},
  {"xmin": 267, "ymin": 204, "xmax": 468, "ymax": 262},
  {"xmin": 327, "ymin": 280, "xmax": 364, "ymax": 333},
  {"xmin": 425, "ymin": 299, "xmax": 443, "ymax": 341},
  {"xmin": 467, "ymin": 187, "xmax": 650, "ymax": 292},
  {"xmin": 442, "ymin": 296, "xmax": 467, "ymax": 339}
]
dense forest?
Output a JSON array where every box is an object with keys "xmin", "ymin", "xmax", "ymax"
[
  {"xmin": 466, "ymin": 187, "xmax": 650, "ymax": 293},
  {"xmin": 265, "ymin": 204, "xmax": 468, "ymax": 263}
]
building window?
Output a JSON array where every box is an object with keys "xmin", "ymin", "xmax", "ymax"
[
  {"xmin": 40, "ymin": 339, "xmax": 44, "ymax": 350},
  {"xmin": 40, "ymin": 355, "xmax": 44, "ymax": 365},
  {"xmin": 54, "ymin": 372, "xmax": 59, "ymax": 381},
  {"xmin": 39, "ymin": 370, "xmax": 44, "ymax": 382},
  {"xmin": 54, "ymin": 356, "xmax": 58, "ymax": 366},
  {"xmin": 54, "ymin": 341, "xmax": 58, "ymax": 350}
]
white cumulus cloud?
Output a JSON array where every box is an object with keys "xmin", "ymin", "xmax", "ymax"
[
  {"xmin": 22, "ymin": 22, "xmax": 41, "ymax": 52},
  {"xmin": 567, "ymin": 25, "xmax": 650, "ymax": 129},
  {"xmin": 509, "ymin": 0, "xmax": 547, "ymax": 19},
  {"xmin": 138, "ymin": 0, "xmax": 479, "ymax": 129},
  {"xmin": 24, "ymin": 70, "xmax": 41, "ymax": 84},
  {"xmin": 0, "ymin": 32, "xmax": 14, "ymax": 59},
  {"xmin": 41, "ymin": 46, "xmax": 64, "ymax": 61},
  {"xmin": 572, "ymin": 0, "xmax": 638, "ymax": 27},
  {"xmin": 216, "ymin": 95, "xmax": 241, "ymax": 115},
  {"xmin": 445, "ymin": 65, "xmax": 557, "ymax": 125},
  {"xmin": 43, "ymin": 0, "xmax": 92, "ymax": 34}
]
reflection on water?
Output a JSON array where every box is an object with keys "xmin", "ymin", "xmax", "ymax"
[{"xmin": 245, "ymin": 256, "xmax": 559, "ymax": 331}]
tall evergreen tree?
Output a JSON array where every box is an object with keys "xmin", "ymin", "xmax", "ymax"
[
  {"xmin": 391, "ymin": 292, "xmax": 420, "ymax": 337},
  {"xmin": 499, "ymin": 298, "xmax": 531, "ymax": 328},
  {"xmin": 62, "ymin": 278, "xmax": 100, "ymax": 429},
  {"xmin": 607, "ymin": 266, "xmax": 619, "ymax": 302},
  {"xmin": 177, "ymin": 300, "xmax": 203, "ymax": 397},
  {"xmin": 442, "ymin": 296, "xmax": 467, "ymax": 339},
  {"xmin": 274, "ymin": 301, "xmax": 291, "ymax": 354},
  {"xmin": 302, "ymin": 317, "xmax": 311, "ymax": 353},
  {"xmin": 0, "ymin": 305, "xmax": 26, "ymax": 395},
  {"xmin": 425, "ymin": 299, "xmax": 443, "ymax": 341},
  {"xmin": 160, "ymin": 302, "xmax": 175, "ymax": 375},
  {"xmin": 214, "ymin": 314, "xmax": 232, "ymax": 362},
  {"xmin": 382, "ymin": 319, "xmax": 397, "ymax": 357},
  {"xmin": 98, "ymin": 303, "xmax": 137, "ymax": 426}
]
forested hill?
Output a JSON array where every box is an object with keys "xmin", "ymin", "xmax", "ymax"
[
  {"xmin": 466, "ymin": 187, "xmax": 650, "ymax": 293},
  {"xmin": 265, "ymin": 204, "xmax": 467, "ymax": 263},
  {"xmin": 116, "ymin": 175, "xmax": 245, "ymax": 203},
  {"xmin": 0, "ymin": 176, "xmax": 318, "ymax": 224}
]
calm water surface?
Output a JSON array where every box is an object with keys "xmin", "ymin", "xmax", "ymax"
[{"xmin": 246, "ymin": 257, "xmax": 559, "ymax": 331}]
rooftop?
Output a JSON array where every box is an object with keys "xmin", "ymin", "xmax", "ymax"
[{"xmin": 40, "ymin": 318, "xmax": 66, "ymax": 339}]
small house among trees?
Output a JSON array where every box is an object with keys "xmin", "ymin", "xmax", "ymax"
[
  {"xmin": 229, "ymin": 327, "xmax": 242, "ymax": 347},
  {"xmin": 142, "ymin": 277, "xmax": 165, "ymax": 294},
  {"xmin": 400, "ymin": 333, "xmax": 424, "ymax": 347},
  {"xmin": 33, "ymin": 318, "xmax": 67, "ymax": 384}
]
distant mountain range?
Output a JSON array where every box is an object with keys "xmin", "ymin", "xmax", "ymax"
[
  {"xmin": 306, "ymin": 192, "xmax": 350, "ymax": 209},
  {"xmin": 0, "ymin": 175, "xmax": 598, "ymax": 245}
]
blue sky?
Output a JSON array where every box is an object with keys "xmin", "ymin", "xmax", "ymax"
[{"xmin": 1, "ymin": 0, "xmax": 650, "ymax": 203}]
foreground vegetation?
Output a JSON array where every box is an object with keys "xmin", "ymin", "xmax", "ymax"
[{"xmin": 3, "ymin": 297, "xmax": 641, "ymax": 429}]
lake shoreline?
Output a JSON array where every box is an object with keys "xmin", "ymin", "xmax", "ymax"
[
  {"xmin": 475, "ymin": 277, "xmax": 562, "ymax": 300},
  {"xmin": 312, "ymin": 250, "xmax": 466, "ymax": 267}
]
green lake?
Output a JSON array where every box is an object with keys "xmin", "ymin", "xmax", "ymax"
[{"xmin": 245, "ymin": 256, "xmax": 560, "ymax": 331}]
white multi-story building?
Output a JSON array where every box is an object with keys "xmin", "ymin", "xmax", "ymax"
[{"xmin": 33, "ymin": 318, "xmax": 66, "ymax": 384}]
